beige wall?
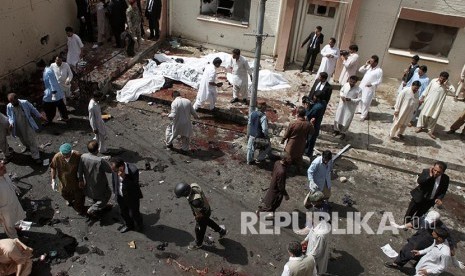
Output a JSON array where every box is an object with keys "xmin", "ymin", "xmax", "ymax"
[
  {"xmin": 354, "ymin": 0, "xmax": 465, "ymax": 84},
  {"xmin": 0, "ymin": 0, "xmax": 77, "ymax": 81},
  {"xmin": 169, "ymin": 0, "xmax": 282, "ymax": 56}
]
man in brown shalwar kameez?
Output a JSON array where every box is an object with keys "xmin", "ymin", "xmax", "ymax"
[
  {"xmin": 50, "ymin": 143, "xmax": 86, "ymax": 215},
  {"xmin": 256, "ymin": 154, "xmax": 292, "ymax": 218},
  {"xmin": 281, "ymin": 106, "xmax": 314, "ymax": 170}
]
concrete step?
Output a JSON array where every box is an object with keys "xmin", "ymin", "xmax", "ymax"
[{"xmin": 111, "ymin": 63, "xmax": 145, "ymax": 90}]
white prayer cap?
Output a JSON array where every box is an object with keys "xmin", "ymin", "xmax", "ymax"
[{"xmin": 425, "ymin": 210, "xmax": 440, "ymax": 223}]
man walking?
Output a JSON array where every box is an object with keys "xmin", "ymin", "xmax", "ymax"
[
  {"xmin": 89, "ymin": 91, "xmax": 108, "ymax": 154},
  {"xmin": 247, "ymin": 101, "xmax": 272, "ymax": 165},
  {"xmin": 50, "ymin": 143, "xmax": 86, "ymax": 215},
  {"xmin": 65, "ymin": 27, "xmax": 84, "ymax": 68},
  {"xmin": 256, "ymin": 154, "xmax": 292, "ymax": 217},
  {"xmin": 308, "ymin": 150, "xmax": 333, "ymax": 200},
  {"xmin": 389, "ymin": 81, "xmax": 421, "ymax": 140},
  {"xmin": 304, "ymin": 92, "xmax": 326, "ymax": 158},
  {"xmin": 416, "ymin": 72, "xmax": 455, "ymax": 139},
  {"xmin": 110, "ymin": 157, "xmax": 143, "ymax": 233},
  {"xmin": 333, "ymin": 75, "xmax": 362, "ymax": 140},
  {"xmin": 300, "ymin": 26, "xmax": 324, "ymax": 73},
  {"xmin": 316, "ymin": 37, "xmax": 339, "ymax": 78},
  {"xmin": 37, "ymin": 59, "xmax": 69, "ymax": 122},
  {"xmin": 0, "ymin": 162, "xmax": 25, "ymax": 239},
  {"xmin": 50, "ymin": 56, "xmax": 73, "ymax": 105},
  {"xmin": 145, "ymin": 0, "xmax": 162, "ymax": 40},
  {"xmin": 357, "ymin": 55, "xmax": 383, "ymax": 121},
  {"xmin": 281, "ymin": 106, "xmax": 314, "ymax": 169},
  {"xmin": 75, "ymin": 0, "xmax": 94, "ymax": 42},
  {"xmin": 174, "ymin": 182, "xmax": 227, "ymax": 250},
  {"xmin": 193, "ymin": 57, "xmax": 222, "ymax": 111},
  {"xmin": 229, "ymin": 49, "xmax": 253, "ymax": 104},
  {"xmin": 166, "ymin": 91, "xmax": 199, "ymax": 152},
  {"xmin": 302, "ymin": 217, "xmax": 331, "ymax": 275},
  {"xmin": 404, "ymin": 161, "xmax": 449, "ymax": 223},
  {"xmin": 281, "ymin": 241, "xmax": 316, "ymax": 276},
  {"xmin": 78, "ymin": 140, "xmax": 113, "ymax": 220},
  {"xmin": 6, "ymin": 93, "xmax": 46, "ymax": 164},
  {"xmin": 338, "ymin": 44, "xmax": 359, "ymax": 85}
]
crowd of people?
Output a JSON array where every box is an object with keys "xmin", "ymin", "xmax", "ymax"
[{"xmin": 1, "ymin": 7, "xmax": 464, "ymax": 274}]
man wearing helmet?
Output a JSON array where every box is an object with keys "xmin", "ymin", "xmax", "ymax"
[{"xmin": 174, "ymin": 183, "xmax": 227, "ymax": 250}]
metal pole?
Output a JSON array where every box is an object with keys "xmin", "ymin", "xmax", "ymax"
[{"xmin": 247, "ymin": 0, "xmax": 267, "ymax": 135}]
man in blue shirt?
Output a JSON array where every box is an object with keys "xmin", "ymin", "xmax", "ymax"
[
  {"xmin": 36, "ymin": 60, "xmax": 69, "ymax": 123},
  {"xmin": 247, "ymin": 101, "xmax": 272, "ymax": 165},
  {"xmin": 307, "ymin": 150, "xmax": 333, "ymax": 200}
]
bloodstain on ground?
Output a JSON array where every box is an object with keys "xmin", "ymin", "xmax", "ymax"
[{"xmin": 443, "ymin": 193, "xmax": 465, "ymax": 223}]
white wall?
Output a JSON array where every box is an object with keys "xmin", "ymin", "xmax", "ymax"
[
  {"xmin": 354, "ymin": 0, "xmax": 465, "ymax": 83},
  {"xmin": 169, "ymin": 0, "xmax": 282, "ymax": 56},
  {"xmin": 0, "ymin": 0, "xmax": 78, "ymax": 81}
]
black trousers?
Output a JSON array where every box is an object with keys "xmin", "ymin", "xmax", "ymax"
[
  {"xmin": 302, "ymin": 47, "xmax": 319, "ymax": 72},
  {"xmin": 43, "ymin": 99, "xmax": 68, "ymax": 122},
  {"xmin": 394, "ymin": 234, "xmax": 433, "ymax": 266},
  {"xmin": 195, "ymin": 215, "xmax": 222, "ymax": 246},
  {"xmin": 148, "ymin": 15, "xmax": 160, "ymax": 38},
  {"xmin": 79, "ymin": 15, "xmax": 94, "ymax": 42},
  {"xmin": 305, "ymin": 128, "xmax": 320, "ymax": 157},
  {"xmin": 404, "ymin": 199, "xmax": 434, "ymax": 223},
  {"xmin": 111, "ymin": 24, "xmax": 125, "ymax": 48},
  {"xmin": 117, "ymin": 195, "xmax": 143, "ymax": 229}
]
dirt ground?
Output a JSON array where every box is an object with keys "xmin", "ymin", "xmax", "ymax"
[{"xmin": 2, "ymin": 43, "xmax": 464, "ymax": 276}]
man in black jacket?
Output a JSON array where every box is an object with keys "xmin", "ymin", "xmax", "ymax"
[
  {"xmin": 300, "ymin": 26, "xmax": 324, "ymax": 73},
  {"xmin": 308, "ymin": 72, "xmax": 333, "ymax": 104},
  {"xmin": 108, "ymin": 0, "xmax": 128, "ymax": 48},
  {"xmin": 145, "ymin": 0, "xmax": 162, "ymax": 40},
  {"xmin": 404, "ymin": 161, "xmax": 449, "ymax": 223},
  {"xmin": 75, "ymin": 0, "xmax": 94, "ymax": 42},
  {"xmin": 110, "ymin": 157, "xmax": 143, "ymax": 233}
]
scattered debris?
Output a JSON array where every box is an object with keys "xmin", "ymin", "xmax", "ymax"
[
  {"xmin": 342, "ymin": 194, "xmax": 355, "ymax": 207},
  {"xmin": 128, "ymin": 241, "xmax": 136, "ymax": 249},
  {"xmin": 90, "ymin": 245, "xmax": 105, "ymax": 256},
  {"xmin": 42, "ymin": 159, "xmax": 50, "ymax": 166},
  {"xmin": 159, "ymin": 180, "xmax": 164, "ymax": 184},
  {"xmin": 156, "ymin": 242, "xmax": 168, "ymax": 251},
  {"xmin": 102, "ymin": 114, "xmax": 112, "ymax": 120},
  {"xmin": 340, "ymin": 177, "xmax": 348, "ymax": 183},
  {"xmin": 39, "ymin": 141, "xmax": 52, "ymax": 150}
]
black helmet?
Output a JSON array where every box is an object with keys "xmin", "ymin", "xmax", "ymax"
[{"xmin": 174, "ymin": 183, "xmax": 191, "ymax": 198}]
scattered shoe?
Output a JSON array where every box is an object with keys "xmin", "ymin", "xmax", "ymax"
[
  {"xmin": 384, "ymin": 262, "xmax": 400, "ymax": 270},
  {"xmin": 119, "ymin": 226, "xmax": 132, "ymax": 233},
  {"xmin": 446, "ymin": 129, "xmax": 456, "ymax": 134},
  {"xmin": 230, "ymin": 98, "xmax": 240, "ymax": 103},
  {"xmin": 188, "ymin": 242, "xmax": 203, "ymax": 250}
]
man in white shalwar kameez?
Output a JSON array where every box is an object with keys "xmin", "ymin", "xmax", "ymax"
[
  {"xmin": 357, "ymin": 55, "xmax": 383, "ymax": 121},
  {"xmin": 166, "ymin": 91, "xmax": 199, "ymax": 151},
  {"xmin": 333, "ymin": 75, "xmax": 362, "ymax": 140},
  {"xmin": 390, "ymin": 81, "xmax": 421, "ymax": 139},
  {"xmin": 455, "ymin": 63, "xmax": 465, "ymax": 101},
  {"xmin": 51, "ymin": 56, "xmax": 73, "ymax": 104},
  {"xmin": 65, "ymin": 26, "xmax": 84, "ymax": 68},
  {"xmin": 0, "ymin": 162, "xmax": 25, "ymax": 238},
  {"xmin": 88, "ymin": 92, "xmax": 108, "ymax": 154},
  {"xmin": 316, "ymin": 38, "xmax": 339, "ymax": 78},
  {"xmin": 302, "ymin": 218, "xmax": 331, "ymax": 275},
  {"xmin": 193, "ymin": 58, "xmax": 222, "ymax": 111},
  {"xmin": 338, "ymin": 44, "xmax": 359, "ymax": 85},
  {"xmin": 229, "ymin": 49, "xmax": 253, "ymax": 104},
  {"xmin": 0, "ymin": 114, "xmax": 11, "ymax": 162},
  {"xmin": 6, "ymin": 93, "xmax": 46, "ymax": 164},
  {"xmin": 416, "ymin": 72, "xmax": 455, "ymax": 139}
]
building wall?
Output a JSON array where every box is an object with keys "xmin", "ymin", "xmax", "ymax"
[
  {"xmin": 169, "ymin": 0, "xmax": 282, "ymax": 56},
  {"xmin": 0, "ymin": 0, "xmax": 77, "ymax": 82},
  {"xmin": 354, "ymin": 0, "xmax": 465, "ymax": 84}
]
